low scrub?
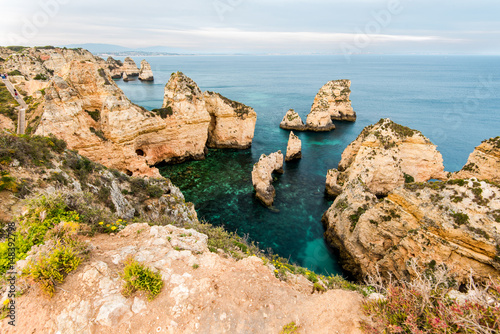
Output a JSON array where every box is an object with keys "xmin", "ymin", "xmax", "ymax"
[
  {"xmin": 121, "ymin": 257, "xmax": 163, "ymax": 300},
  {"xmin": 363, "ymin": 261, "xmax": 500, "ymax": 333}
]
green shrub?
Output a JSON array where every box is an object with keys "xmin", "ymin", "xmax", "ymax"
[
  {"xmin": 151, "ymin": 107, "xmax": 173, "ymax": 119},
  {"xmin": 0, "ymin": 82, "xmax": 19, "ymax": 122},
  {"xmin": 451, "ymin": 212, "xmax": 469, "ymax": 226},
  {"xmin": 7, "ymin": 70, "xmax": 22, "ymax": 76},
  {"xmin": 33, "ymin": 73, "xmax": 47, "ymax": 80},
  {"xmin": 404, "ymin": 173, "xmax": 415, "ymax": 184},
  {"xmin": 121, "ymin": 257, "xmax": 163, "ymax": 300},
  {"xmin": 280, "ymin": 321, "xmax": 300, "ymax": 334},
  {"xmin": 84, "ymin": 109, "xmax": 100, "ymax": 122}
]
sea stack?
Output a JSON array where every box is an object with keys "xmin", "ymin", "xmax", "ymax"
[
  {"xmin": 252, "ymin": 151, "xmax": 284, "ymax": 206},
  {"xmin": 139, "ymin": 60, "xmax": 154, "ymax": 81},
  {"xmin": 285, "ymin": 132, "xmax": 302, "ymax": 161},
  {"xmin": 453, "ymin": 137, "xmax": 500, "ymax": 182},
  {"xmin": 122, "ymin": 57, "xmax": 139, "ymax": 77},
  {"xmin": 280, "ymin": 109, "xmax": 306, "ymax": 131},
  {"xmin": 105, "ymin": 56, "xmax": 123, "ymax": 79},
  {"xmin": 311, "ymin": 79, "xmax": 356, "ymax": 122},
  {"xmin": 204, "ymin": 91, "xmax": 257, "ymax": 149}
]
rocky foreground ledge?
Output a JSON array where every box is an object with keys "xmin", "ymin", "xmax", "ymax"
[{"xmin": 322, "ymin": 119, "xmax": 500, "ymax": 283}]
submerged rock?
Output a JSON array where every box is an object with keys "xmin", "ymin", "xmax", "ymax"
[
  {"xmin": 285, "ymin": 131, "xmax": 302, "ymax": 161},
  {"xmin": 138, "ymin": 60, "xmax": 154, "ymax": 81},
  {"xmin": 252, "ymin": 151, "xmax": 284, "ymax": 206}
]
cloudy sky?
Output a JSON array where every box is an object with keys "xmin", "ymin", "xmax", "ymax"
[{"xmin": 1, "ymin": 0, "xmax": 499, "ymax": 54}]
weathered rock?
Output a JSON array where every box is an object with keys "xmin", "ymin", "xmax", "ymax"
[
  {"xmin": 204, "ymin": 91, "xmax": 257, "ymax": 149},
  {"xmin": 280, "ymin": 109, "xmax": 306, "ymax": 131},
  {"xmin": 252, "ymin": 151, "xmax": 284, "ymax": 206},
  {"xmin": 106, "ymin": 57, "xmax": 124, "ymax": 79},
  {"xmin": 327, "ymin": 118, "xmax": 447, "ymax": 197},
  {"xmin": 454, "ymin": 137, "xmax": 500, "ymax": 183},
  {"xmin": 322, "ymin": 177, "xmax": 500, "ymax": 283},
  {"xmin": 305, "ymin": 109, "xmax": 336, "ymax": 132},
  {"xmin": 122, "ymin": 57, "xmax": 139, "ymax": 77},
  {"xmin": 285, "ymin": 131, "xmax": 302, "ymax": 161},
  {"xmin": 310, "ymin": 79, "xmax": 356, "ymax": 122},
  {"xmin": 325, "ymin": 169, "xmax": 343, "ymax": 197},
  {"xmin": 138, "ymin": 60, "xmax": 154, "ymax": 81}
]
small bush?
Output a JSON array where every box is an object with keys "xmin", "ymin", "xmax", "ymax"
[
  {"xmin": 121, "ymin": 257, "xmax": 163, "ymax": 300},
  {"xmin": 404, "ymin": 173, "xmax": 415, "ymax": 184},
  {"xmin": 7, "ymin": 70, "xmax": 22, "ymax": 76},
  {"xmin": 151, "ymin": 107, "xmax": 173, "ymax": 119},
  {"xmin": 451, "ymin": 212, "xmax": 469, "ymax": 226},
  {"xmin": 33, "ymin": 73, "xmax": 48, "ymax": 80},
  {"xmin": 280, "ymin": 321, "xmax": 300, "ymax": 334}
]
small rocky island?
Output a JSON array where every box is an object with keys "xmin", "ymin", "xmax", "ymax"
[
  {"xmin": 280, "ymin": 79, "xmax": 356, "ymax": 132},
  {"xmin": 285, "ymin": 131, "xmax": 302, "ymax": 161},
  {"xmin": 251, "ymin": 151, "xmax": 284, "ymax": 206}
]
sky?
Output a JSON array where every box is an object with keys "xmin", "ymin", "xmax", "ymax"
[{"xmin": 1, "ymin": 0, "xmax": 500, "ymax": 54}]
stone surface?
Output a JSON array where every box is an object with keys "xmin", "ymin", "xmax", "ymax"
[
  {"xmin": 305, "ymin": 109, "xmax": 336, "ymax": 132},
  {"xmin": 138, "ymin": 60, "xmax": 154, "ymax": 81},
  {"xmin": 122, "ymin": 57, "xmax": 139, "ymax": 77},
  {"xmin": 325, "ymin": 169, "xmax": 343, "ymax": 197},
  {"xmin": 280, "ymin": 109, "xmax": 306, "ymax": 131},
  {"xmin": 310, "ymin": 79, "xmax": 356, "ymax": 122},
  {"xmin": 204, "ymin": 91, "xmax": 257, "ymax": 149},
  {"xmin": 105, "ymin": 57, "xmax": 123, "ymax": 79},
  {"xmin": 252, "ymin": 151, "xmax": 284, "ymax": 206},
  {"xmin": 327, "ymin": 118, "xmax": 447, "ymax": 197},
  {"xmin": 322, "ymin": 178, "xmax": 500, "ymax": 283},
  {"xmin": 285, "ymin": 131, "xmax": 302, "ymax": 161},
  {"xmin": 454, "ymin": 137, "xmax": 500, "ymax": 183}
]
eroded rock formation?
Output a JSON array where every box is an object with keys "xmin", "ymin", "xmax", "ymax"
[
  {"xmin": 106, "ymin": 57, "xmax": 124, "ymax": 79},
  {"xmin": 321, "ymin": 120, "xmax": 500, "ymax": 283},
  {"xmin": 327, "ymin": 118, "xmax": 447, "ymax": 197},
  {"xmin": 280, "ymin": 109, "xmax": 306, "ymax": 131},
  {"xmin": 454, "ymin": 137, "xmax": 500, "ymax": 183},
  {"xmin": 285, "ymin": 131, "xmax": 302, "ymax": 161},
  {"xmin": 311, "ymin": 79, "xmax": 356, "ymax": 122},
  {"xmin": 1, "ymin": 48, "xmax": 257, "ymax": 176},
  {"xmin": 122, "ymin": 57, "xmax": 139, "ymax": 77},
  {"xmin": 279, "ymin": 80, "xmax": 356, "ymax": 132},
  {"xmin": 138, "ymin": 60, "xmax": 154, "ymax": 81},
  {"xmin": 204, "ymin": 91, "xmax": 257, "ymax": 149},
  {"xmin": 252, "ymin": 151, "xmax": 284, "ymax": 206}
]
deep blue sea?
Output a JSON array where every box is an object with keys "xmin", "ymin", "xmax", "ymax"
[{"xmin": 115, "ymin": 55, "xmax": 500, "ymax": 276}]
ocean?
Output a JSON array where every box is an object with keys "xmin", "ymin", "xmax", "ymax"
[{"xmin": 115, "ymin": 55, "xmax": 500, "ymax": 276}]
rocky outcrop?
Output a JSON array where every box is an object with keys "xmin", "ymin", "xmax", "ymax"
[
  {"xmin": 2, "ymin": 48, "xmax": 256, "ymax": 176},
  {"xmin": 454, "ymin": 137, "xmax": 500, "ymax": 183},
  {"xmin": 105, "ymin": 57, "xmax": 124, "ymax": 79},
  {"xmin": 321, "ymin": 120, "xmax": 499, "ymax": 283},
  {"xmin": 322, "ymin": 177, "xmax": 500, "ymax": 283},
  {"xmin": 285, "ymin": 132, "xmax": 302, "ymax": 161},
  {"xmin": 305, "ymin": 109, "xmax": 336, "ymax": 132},
  {"xmin": 311, "ymin": 79, "xmax": 356, "ymax": 122},
  {"xmin": 122, "ymin": 57, "xmax": 139, "ymax": 77},
  {"xmin": 326, "ymin": 118, "xmax": 447, "ymax": 197},
  {"xmin": 325, "ymin": 169, "xmax": 343, "ymax": 197},
  {"xmin": 138, "ymin": 60, "xmax": 154, "ymax": 81},
  {"xmin": 204, "ymin": 91, "xmax": 257, "ymax": 149},
  {"xmin": 280, "ymin": 109, "xmax": 306, "ymax": 131},
  {"xmin": 252, "ymin": 151, "xmax": 284, "ymax": 206}
]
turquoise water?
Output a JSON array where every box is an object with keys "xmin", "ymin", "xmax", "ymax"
[{"xmin": 115, "ymin": 55, "xmax": 500, "ymax": 276}]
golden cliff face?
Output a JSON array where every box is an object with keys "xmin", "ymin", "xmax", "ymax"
[
  {"xmin": 2, "ymin": 48, "xmax": 256, "ymax": 176},
  {"xmin": 454, "ymin": 137, "xmax": 500, "ymax": 183},
  {"xmin": 322, "ymin": 119, "xmax": 500, "ymax": 283}
]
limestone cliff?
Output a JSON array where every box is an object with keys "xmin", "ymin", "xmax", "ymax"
[
  {"xmin": 327, "ymin": 118, "xmax": 447, "ymax": 197},
  {"xmin": 105, "ymin": 56, "xmax": 124, "ymax": 79},
  {"xmin": 204, "ymin": 91, "xmax": 257, "ymax": 149},
  {"xmin": 1, "ymin": 48, "xmax": 257, "ymax": 176},
  {"xmin": 122, "ymin": 57, "xmax": 139, "ymax": 77},
  {"xmin": 138, "ymin": 60, "xmax": 154, "ymax": 81},
  {"xmin": 454, "ymin": 137, "xmax": 500, "ymax": 183},
  {"xmin": 311, "ymin": 79, "xmax": 356, "ymax": 122},
  {"xmin": 285, "ymin": 131, "xmax": 302, "ymax": 161},
  {"xmin": 322, "ymin": 177, "xmax": 500, "ymax": 283},
  {"xmin": 321, "ymin": 120, "xmax": 499, "ymax": 283},
  {"xmin": 252, "ymin": 151, "xmax": 284, "ymax": 206}
]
